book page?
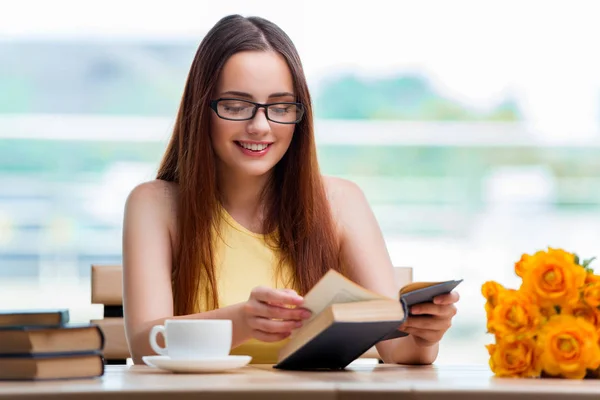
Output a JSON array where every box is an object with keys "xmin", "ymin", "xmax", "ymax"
[
  {"xmin": 399, "ymin": 281, "xmax": 442, "ymax": 295},
  {"xmin": 301, "ymin": 270, "xmax": 387, "ymax": 323}
]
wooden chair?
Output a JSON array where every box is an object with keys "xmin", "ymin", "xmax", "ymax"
[
  {"xmin": 89, "ymin": 264, "xmax": 413, "ymax": 364},
  {"xmin": 90, "ymin": 264, "xmax": 130, "ymax": 364}
]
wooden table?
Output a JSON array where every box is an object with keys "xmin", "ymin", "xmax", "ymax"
[{"xmin": 1, "ymin": 363, "xmax": 599, "ymax": 399}]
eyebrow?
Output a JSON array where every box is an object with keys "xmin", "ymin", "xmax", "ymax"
[{"xmin": 220, "ymin": 90, "xmax": 295, "ymax": 99}]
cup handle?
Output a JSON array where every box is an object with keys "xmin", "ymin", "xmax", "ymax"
[{"xmin": 149, "ymin": 325, "xmax": 167, "ymax": 356}]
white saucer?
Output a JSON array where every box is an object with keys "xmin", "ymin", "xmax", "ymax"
[{"xmin": 142, "ymin": 355, "xmax": 252, "ymax": 373}]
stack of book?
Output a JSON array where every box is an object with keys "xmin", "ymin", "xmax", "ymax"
[{"xmin": 0, "ymin": 309, "xmax": 105, "ymax": 380}]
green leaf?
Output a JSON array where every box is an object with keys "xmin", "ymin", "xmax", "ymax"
[
  {"xmin": 582, "ymin": 257, "xmax": 596, "ymax": 269},
  {"xmin": 574, "ymin": 253, "xmax": 580, "ymax": 265}
]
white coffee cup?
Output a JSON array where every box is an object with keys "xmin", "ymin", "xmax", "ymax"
[{"xmin": 149, "ymin": 319, "xmax": 232, "ymax": 360}]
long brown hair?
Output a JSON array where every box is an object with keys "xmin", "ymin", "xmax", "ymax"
[{"xmin": 157, "ymin": 14, "xmax": 341, "ymax": 316}]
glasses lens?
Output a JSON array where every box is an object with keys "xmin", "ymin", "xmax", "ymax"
[
  {"xmin": 217, "ymin": 100, "xmax": 255, "ymax": 120},
  {"xmin": 267, "ymin": 103, "xmax": 304, "ymax": 123}
]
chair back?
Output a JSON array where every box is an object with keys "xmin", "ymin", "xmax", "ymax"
[{"xmin": 91, "ymin": 264, "xmax": 129, "ymax": 364}]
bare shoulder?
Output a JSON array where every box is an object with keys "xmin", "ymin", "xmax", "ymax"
[
  {"xmin": 322, "ymin": 175, "xmax": 368, "ymax": 217},
  {"xmin": 125, "ymin": 179, "xmax": 178, "ymax": 235},
  {"xmin": 126, "ymin": 179, "xmax": 178, "ymax": 205},
  {"xmin": 321, "ymin": 175, "xmax": 373, "ymax": 240}
]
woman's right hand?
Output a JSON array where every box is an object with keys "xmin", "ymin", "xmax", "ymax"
[{"xmin": 242, "ymin": 287, "xmax": 312, "ymax": 342}]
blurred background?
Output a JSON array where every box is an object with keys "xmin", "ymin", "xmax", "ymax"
[{"xmin": 2, "ymin": 0, "xmax": 600, "ymax": 365}]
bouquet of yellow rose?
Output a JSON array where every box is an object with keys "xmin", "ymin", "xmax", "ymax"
[{"xmin": 482, "ymin": 247, "xmax": 600, "ymax": 379}]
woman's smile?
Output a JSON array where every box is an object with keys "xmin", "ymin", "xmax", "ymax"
[{"xmin": 235, "ymin": 140, "xmax": 273, "ymax": 157}]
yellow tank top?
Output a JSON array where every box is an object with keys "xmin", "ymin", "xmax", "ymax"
[{"xmin": 204, "ymin": 207, "xmax": 293, "ymax": 364}]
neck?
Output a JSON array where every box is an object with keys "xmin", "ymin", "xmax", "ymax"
[{"xmin": 217, "ymin": 168, "xmax": 272, "ymax": 221}]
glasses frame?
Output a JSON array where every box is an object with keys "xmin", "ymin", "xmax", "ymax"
[{"xmin": 209, "ymin": 98, "xmax": 305, "ymax": 124}]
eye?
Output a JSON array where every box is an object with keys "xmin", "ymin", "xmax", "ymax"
[
  {"xmin": 269, "ymin": 104, "xmax": 295, "ymax": 115},
  {"xmin": 223, "ymin": 106, "xmax": 246, "ymax": 113},
  {"xmin": 218, "ymin": 100, "xmax": 254, "ymax": 115}
]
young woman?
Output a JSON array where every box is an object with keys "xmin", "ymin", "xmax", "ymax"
[{"xmin": 122, "ymin": 14, "xmax": 459, "ymax": 365}]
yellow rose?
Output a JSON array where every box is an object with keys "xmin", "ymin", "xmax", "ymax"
[
  {"xmin": 520, "ymin": 248, "xmax": 586, "ymax": 308},
  {"xmin": 547, "ymin": 247, "xmax": 577, "ymax": 262},
  {"xmin": 486, "ymin": 335, "xmax": 541, "ymax": 378},
  {"xmin": 481, "ymin": 281, "xmax": 507, "ymax": 318},
  {"xmin": 564, "ymin": 301, "xmax": 600, "ymax": 343},
  {"xmin": 582, "ymin": 282, "xmax": 600, "ymax": 309},
  {"xmin": 537, "ymin": 315, "xmax": 600, "ymax": 379},
  {"xmin": 515, "ymin": 253, "xmax": 533, "ymax": 278},
  {"xmin": 565, "ymin": 301, "xmax": 600, "ymax": 328},
  {"xmin": 585, "ymin": 273, "xmax": 600, "ymax": 284},
  {"xmin": 488, "ymin": 290, "xmax": 541, "ymax": 336},
  {"xmin": 516, "ymin": 248, "xmax": 574, "ymax": 278}
]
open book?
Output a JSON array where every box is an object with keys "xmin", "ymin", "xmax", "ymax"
[{"xmin": 274, "ymin": 269, "xmax": 462, "ymax": 370}]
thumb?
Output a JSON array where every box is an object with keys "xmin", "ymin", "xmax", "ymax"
[{"xmin": 281, "ymin": 288, "xmax": 301, "ymax": 297}]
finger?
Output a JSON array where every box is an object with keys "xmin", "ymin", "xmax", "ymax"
[
  {"xmin": 252, "ymin": 330, "xmax": 292, "ymax": 343},
  {"xmin": 403, "ymin": 315, "xmax": 452, "ymax": 331},
  {"xmin": 247, "ymin": 301, "xmax": 312, "ymax": 321},
  {"xmin": 268, "ymin": 289, "xmax": 305, "ymax": 308},
  {"xmin": 411, "ymin": 303, "xmax": 457, "ymax": 318},
  {"xmin": 403, "ymin": 327, "xmax": 443, "ymax": 344},
  {"xmin": 433, "ymin": 291, "xmax": 460, "ymax": 305},
  {"xmin": 252, "ymin": 287, "xmax": 304, "ymax": 307},
  {"xmin": 248, "ymin": 316, "xmax": 303, "ymax": 334}
]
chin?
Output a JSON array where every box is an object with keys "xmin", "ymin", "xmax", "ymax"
[
  {"xmin": 239, "ymin": 164, "xmax": 277, "ymax": 177},
  {"xmin": 221, "ymin": 158, "xmax": 276, "ymax": 177},
  {"xmin": 231, "ymin": 155, "xmax": 283, "ymax": 178}
]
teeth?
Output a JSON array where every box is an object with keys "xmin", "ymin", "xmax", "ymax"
[{"xmin": 239, "ymin": 142, "xmax": 268, "ymax": 151}]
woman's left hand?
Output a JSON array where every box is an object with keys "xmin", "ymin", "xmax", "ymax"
[{"xmin": 400, "ymin": 291, "xmax": 460, "ymax": 347}]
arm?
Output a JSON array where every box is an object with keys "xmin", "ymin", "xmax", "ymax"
[
  {"xmin": 122, "ymin": 181, "xmax": 310, "ymax": 364},
  {"xmin": 122, "ymin": 181, "xmax": 251, "ymax": 364},
  {"xmin": 326, "ymin": 177, "xmax": 456, "ymax": 365}
]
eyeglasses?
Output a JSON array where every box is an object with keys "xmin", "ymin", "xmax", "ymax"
[{"xmin": 209, "ymin": 98, "xmax": 305, "ymax": 124}]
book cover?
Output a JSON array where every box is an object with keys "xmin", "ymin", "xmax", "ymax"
[
  {"xmin": 0, "ymin": 323, "xmax": 104, "ymax": 356},
  {"xmin": 275, "ymin": 299, "xmax": 407, "ymax": 370},
  {"xmin": 274, "ymin": 270, "xmax": 462, "ymax": 370},
  {"xmin": 0, "ymin": 309, "xmax": 69, "ymax": 328},
  {"xmin": 0, "ymin": 352, "xmax": 105, "ymax": 380}
]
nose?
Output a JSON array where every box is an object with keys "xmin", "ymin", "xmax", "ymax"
[{"xmin": 246, "ymin": 107, "xmax": 271, "ymax": 136}]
